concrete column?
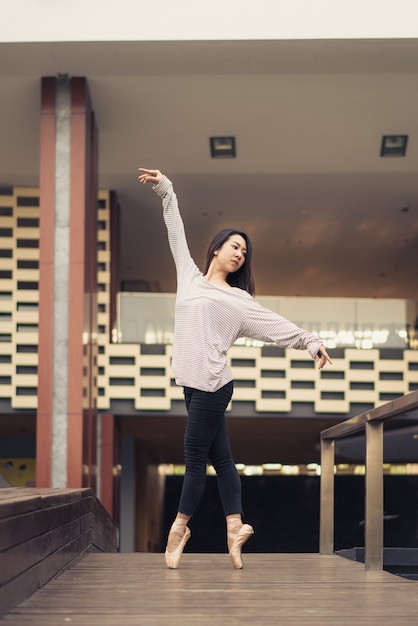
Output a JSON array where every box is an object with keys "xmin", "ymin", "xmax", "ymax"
[{"xmin": 51, "ymin": 77, "xmax": 71, "ymax": 487}]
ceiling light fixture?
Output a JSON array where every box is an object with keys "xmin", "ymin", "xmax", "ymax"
[
  {"xmin": 380, "ymin": 135, "xmax": 408, "ymax": 157},
  {"xmin": 210, "ymin": 136, "xmax": 236, "ymax": 158}
]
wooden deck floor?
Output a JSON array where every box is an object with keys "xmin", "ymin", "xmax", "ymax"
[{"xmin": 1, "ymin": 552, "xmax": 417, "ymax": 625}]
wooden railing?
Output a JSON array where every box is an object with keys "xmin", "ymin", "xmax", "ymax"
[
  {"xmin": 320, "ymin": 390, "xmax": 418, "ymax": 570},
  {"xmin": 0, "ymin": 487, "xmax": 118, "ymax": 618}
]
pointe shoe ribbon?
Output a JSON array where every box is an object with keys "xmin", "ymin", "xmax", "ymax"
[
  {"xmin": 228, "ymin": 524, "xmax": 254, "ymax": 569},
  {"xmin": 165, "ymin": 526, "xmax": 191, "ymax": 569}
]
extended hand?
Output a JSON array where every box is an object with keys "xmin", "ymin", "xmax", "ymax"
[
  {"xmin": 138, "ymin": 168, "xmax": 163, "ymax": 185},
  {"xmin": 315, "ymin": 346, "xmax": 333, "ymax": 369}
]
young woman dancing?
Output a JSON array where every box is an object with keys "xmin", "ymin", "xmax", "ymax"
[{"xmin": 138, "ymin": 168, "xmax": 332, "ymax": 569}]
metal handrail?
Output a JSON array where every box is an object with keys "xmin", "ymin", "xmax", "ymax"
[{"xmin": 319, "ymin": 389, "xmax": 418, "ymax": 570}]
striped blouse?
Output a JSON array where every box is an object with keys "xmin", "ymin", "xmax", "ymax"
[{"xmin": 153, "ymin": 176, "xmax": 323, "ymax": 393}]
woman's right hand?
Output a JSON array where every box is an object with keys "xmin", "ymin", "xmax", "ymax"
[{"xmin": 138, "ymin": 168, "xmax": 163, "ymax": 185}]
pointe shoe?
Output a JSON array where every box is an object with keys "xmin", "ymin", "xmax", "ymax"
[
  {"xmin": 165, "ymin": 526, "xmax": 191, "ymax": 569},
  {"xmin": 228, "ymin": 524, "xmax": 254, "ymax": 569}
]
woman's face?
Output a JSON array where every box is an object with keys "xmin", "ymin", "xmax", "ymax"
[{"xmin": 215, "ymin": 234, "xmax": 247, "ymax": 274}]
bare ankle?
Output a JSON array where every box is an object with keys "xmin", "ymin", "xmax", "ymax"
[
  {"xmin": 167, "ymin": 513, "xmax": 191, "ymax": 551},
  {"xmin": 167, "ymin": 528, "xmax": 185, "ymax": 552},
  {"xmin": 226, "ymin": 514, "xmax": 243, "ymax": 550}
]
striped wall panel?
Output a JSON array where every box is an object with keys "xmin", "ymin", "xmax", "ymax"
[
  {"xmin": 96, "ymin": 343, "xmax": 418, "ymax": 413},
  {"xmin": 0, "ymin": 187, "xmax": 40, "ymax": 409},
  {"xmin": 1, "ymin": 187, "xmax": 417, "ymax": 414}
]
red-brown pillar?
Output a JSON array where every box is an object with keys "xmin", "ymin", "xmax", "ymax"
[
  {"xmin": 100, "ymin": 413, "xmax": 120, "ymax": 522},
  {"xmin": 37, "ymin": 76, "xmax": 98, "ymax": 489},
  {"xmin": 67, "ymin": 77, "xmax": 98, "ymax": 488}
]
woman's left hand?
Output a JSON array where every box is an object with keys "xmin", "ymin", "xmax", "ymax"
[{"xmin": 315, "ymin": 346, "xmax": 332, "ymax": 369}]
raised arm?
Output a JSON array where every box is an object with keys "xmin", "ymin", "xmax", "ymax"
[{"xmin": 138, "ymin": 168, "xmax": 199, "ymax": 283}]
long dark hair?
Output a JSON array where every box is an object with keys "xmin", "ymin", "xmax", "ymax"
[{"xmin": 204, "ymin": 228, "xmax": 255, "ymax": 296}]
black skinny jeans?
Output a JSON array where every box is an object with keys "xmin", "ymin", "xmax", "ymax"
[{"xmin": 178, "ymin": 381, "xmax": 243, "ymax": 518}]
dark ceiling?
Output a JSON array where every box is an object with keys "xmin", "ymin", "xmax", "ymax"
[{"xmin": 1, "ymin": 39, "xmax": 418, "ymax": 299}]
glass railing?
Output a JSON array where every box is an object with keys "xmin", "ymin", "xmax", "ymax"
[{"xmin": 117, "ymin": 293, "xmax": 417, "ymax": 350}]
